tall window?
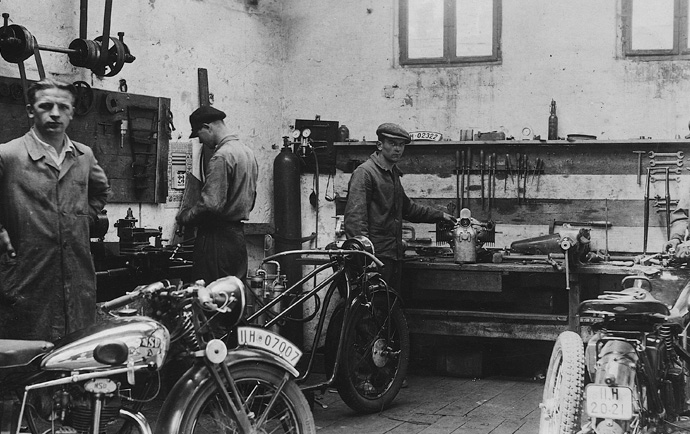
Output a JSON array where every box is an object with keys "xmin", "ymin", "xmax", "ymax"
[
  {"xmin": 622, "ymin": 0, "xmax": 690, "ymax": 59},
  {"xmin": 399, "ymin": 0, "xmax": 502, "ymax": 66}
]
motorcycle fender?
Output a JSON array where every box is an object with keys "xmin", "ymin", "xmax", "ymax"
[
  {"xmin": 154, "ymin": 348, "xmax": 298, "ymax": 434},
  {"xmin": 361, "ymin": 272, "xmax": 404, "ymax": 304}
]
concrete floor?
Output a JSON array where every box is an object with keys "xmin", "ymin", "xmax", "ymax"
[{"xmin": 312, "ymin": 374, "xmax": 542, "ymax": 434}]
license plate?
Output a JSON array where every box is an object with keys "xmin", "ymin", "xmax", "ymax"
[
  {"xmin": 237, "ymin": 327, "xmax": 302, "ymax": 367},
  {"xmin": 585, "ymin": 385, "xmax": 633, "ymax": 420}
]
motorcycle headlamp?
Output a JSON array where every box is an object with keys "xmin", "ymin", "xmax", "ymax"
[
  {"xmin": 342, "ymin": 236, "xmax": 376, "ymax": 269},
  {"xmin": 199, "ymin": 276, "xmax": 247, "ymax": 327}
]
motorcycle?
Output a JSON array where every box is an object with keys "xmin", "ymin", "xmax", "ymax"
[
  {"xmin": 0, "ymin": 276, "xmax": 316, "ymax": 434},
  {"xmin": 245, "ymin": 236, "xmax": 410, "ymax": 414},
  {"xmin": 539, "ymin": 274, "xmax": 690, "ymax": 434}
]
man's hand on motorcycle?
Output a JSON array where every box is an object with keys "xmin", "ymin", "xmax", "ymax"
[
  {"xmin": 663, "ymin": 238, "xmax": 681, "ymax": 253},
  {"xmin": 674, "ymin": 240, "xmax": 690, "ymax": 260},
  {"xmin": 0, "ymin": 228, "xmax": 16, "ymax": 258}
]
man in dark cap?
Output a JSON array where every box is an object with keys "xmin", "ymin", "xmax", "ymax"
[
  {"xmin": 344, "ymin": 122, "xmax": 455, "ymax": 292},
  {"xmin": 175, "ymin": 106, "xmax": 259, "ymax": 282}
]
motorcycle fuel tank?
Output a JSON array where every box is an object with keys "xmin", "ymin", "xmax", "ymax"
[{"xmin": 41, "ymin": 316, "xmax": 170, "ymax": 371}]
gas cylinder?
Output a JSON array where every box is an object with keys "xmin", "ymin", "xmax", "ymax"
[
  {"xmin": 453, "ymin": 208, "xmax": 477, "ymax": 264},
  {"xmin": 272, "ymin": 141, "xmax": 303, "ymax": 346}
]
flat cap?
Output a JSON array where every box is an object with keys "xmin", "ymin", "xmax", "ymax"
[
  {"xmin": 189, "ymin": 106, "xmax": 226, "ymax": 138},
  {"xmin": 376, "ymin": 123, "xmax": 410, "ymax": 143}
]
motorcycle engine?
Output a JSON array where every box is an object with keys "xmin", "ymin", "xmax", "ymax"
[{"xmin": 36, "ymin": 383, "xmax": 123, "ymax": 434}]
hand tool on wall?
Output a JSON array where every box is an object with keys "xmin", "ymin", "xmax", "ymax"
[
  {"xmin": 643, "ymin": 167, "xmax": 651, "ymax": 254},
  {"xmin": 536, "ymin": 158, "xmax": 545, "ymax": 190},
  {"xmin": 480, "ymin": 150, "xmax": 485, "ymax": 209},
  {"xmin": 665, "ymin": 167, "xmax": 671, "ymax": 240},
  {"xmin": 522, "ymin": 155, "xmax": 529, "ymax": 203},
  {"xmin": 504, "ymin": 154, "xmax": 511, "ymax": 192},
  {"xmin": 491, "ymin": 153, "xmax": 497, "ymax": 211},
  {"xmin": 649, "ymin": 159, "xmax": 683, "ymax": 167},
  {"xmin": 466, "ymin": 148, "xmax": 472, "ymax": 205},
  {"xmin": 486, "ymin": 153, "xmax": 492, "ymax": 210},
  {"xmin": 649, "ymin": 151, "xmax": 683, "ymax": 158},
  {"xmin": 455, "ymin": 150, "xmax": 462, "ymax": 215},
  {"xmin": 516, "ymin": 153, "xmax": 522, "ymax": 203},
  {"xmin": 460, "ymin": 150, "xmax": 466, "ymax": 209},
  {"xmin": 633, "ymin": 151, "xmax": 645, "ymax": 185}
]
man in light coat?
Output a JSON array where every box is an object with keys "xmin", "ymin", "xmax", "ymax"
[{"xmin": 0, "ymin": 78, "xmax": 111, "ymax": 341}]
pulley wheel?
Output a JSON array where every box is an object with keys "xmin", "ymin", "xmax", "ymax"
[
  {"xmin": 68, "ymin": 38, "xmax": 100, "ymax": 69},
  {"xmin": 0, "ymin": 24, "xmax": 34, "ymax": 63},
  {"xmin": 92, "ymin": 36, "xmax": 126, "ymax": 77},
  {"xmin": 72, "ymin": 80, "xmax": 94, "ymax": 116}
]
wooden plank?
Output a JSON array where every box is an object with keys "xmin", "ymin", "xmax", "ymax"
[
  {"xmin": 405, "ymin": 315, "xmax": 565, "ymax": 341},
  {"xmin": 406, "ymin": 309, "xmax": 567, "ymax": 322},
  {"xmin": 408, "ymin": 270, "xmax": 502, "ymax": 292}
]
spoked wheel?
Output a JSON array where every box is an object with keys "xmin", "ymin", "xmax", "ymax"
[
  {"xmin": 332, "ymin": 293, "xmax": 410, "ymax": 413},
  {"xmin": 179, "ymin": 363, "xmax": 315, "ymax": 434},
  {"xmin": 539, "ymin": 331, "xmax": 585, "ymax": 434}
]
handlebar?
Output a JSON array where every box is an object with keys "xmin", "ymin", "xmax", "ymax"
[
  {"xmin": 262, "ymin": 249, "xmax": 385, "ymax": 268},
  {"xmin": 100, "ymin": 280, "xmax": 172, "ymax": 312},
  {"xmin": 100, "ymin": 277, "xmax": 243, "ymax": 314}
]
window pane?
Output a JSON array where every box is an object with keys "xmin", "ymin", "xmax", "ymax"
[
  {"xmin": 456, "ymin": 0, "xmax": 494, "ymax": 56},
  {"xmin": 408, "ymin": 0, "xmax": 444, "ymax": 58},
  {"xmin": 631, "ymin": 0, "xmax": 674, "ymax": 50}
]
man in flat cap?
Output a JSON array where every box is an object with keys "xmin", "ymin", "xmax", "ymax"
[
  {"xmin": 344, "ymin": 122, "xmax": 455, "ymax": 293},
  {"xmin": 176, "ymin": 106, "xmax": 259, "ymax": 283}
]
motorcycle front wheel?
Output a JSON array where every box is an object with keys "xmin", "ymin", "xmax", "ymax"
[
  {"xmin": 178, "ymin": 363, "xmax": 315, "ymax": 434},
  {"xmin": 539, "ymin": 331, "xmax": 585, "ymax": 434},
  {"xmin": 331, "ymin": 293, "xmax": 410, "ymax": 414}
]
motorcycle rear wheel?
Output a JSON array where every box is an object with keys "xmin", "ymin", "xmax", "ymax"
[
  {"xmin": 178, "ymin": 362, "xmax": 315, "ymax": 434},
  {"xmin": 330, "ymin": 293, "xmax": 410, "ymax": 414},
  {"xmin": 539, "ymin": 331, "xmax": 585, "ymax": 434}
]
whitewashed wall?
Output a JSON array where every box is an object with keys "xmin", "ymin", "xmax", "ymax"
[
  {"xmin": 5, "ymin": 0, "xmax": 690, "ymax": 348},
  {"xmin": 0, "ymin": 0, "xmax": 287, "ymax": 244}
]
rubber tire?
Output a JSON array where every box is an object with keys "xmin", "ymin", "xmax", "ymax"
[
  {"xmin": 323, "ymin": 298, "xmax": 345, "ymax": 377},
  {"xmin": 334, "ymin": 294, "xmax": 410, "ymax": 414},
  {"xmin": 539, "ymin": 331, "xmax": 585, "ymax": 434},
  {"xmin": 177, "ymin": 362, "xmax": 315, "ymax": 434}
]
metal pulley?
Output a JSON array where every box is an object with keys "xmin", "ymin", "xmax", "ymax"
[
  {"xmin": 69, "ymin": 32, "xmax": 135, "ymax": 77},
  {"xmin": 0, "ymin": 15, "xmax": 34, "ymax": 63},
  {"xmin": 0, "ymin": 13, "xmax": 135, "ymax": 77}
]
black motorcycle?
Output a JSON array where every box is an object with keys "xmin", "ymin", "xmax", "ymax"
[
  {"xmin": 0, "ymin": 276, "xmax": 315, "ymax": 434},
  {"xmin": 539, "ymin": 275, "xmax": 690, "ymax": 434}
]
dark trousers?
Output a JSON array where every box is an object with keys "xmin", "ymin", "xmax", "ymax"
[
  {"xmin": 193, "ymin": 223, "xmax": 248, "ymax": 284},
  {"xmin": 379, "ymin": 257, "xmax": 402, "ymax": 293}
]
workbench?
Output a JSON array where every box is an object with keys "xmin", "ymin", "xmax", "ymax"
[
  {"xmin": 332, "ymin": 138, "xmax": 690, "ymax": 344},
  {"xmin": 399, "ymin": 256, "xmax": 690, "ymax": 342}
]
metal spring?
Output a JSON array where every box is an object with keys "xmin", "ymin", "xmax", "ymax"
[
  {"xmin": 179, "ymin": 307, "xmax": 200, "ymax": 351},
  {"xmin": 660, "ymin": 324, "xmax": 674, "ymax": 354}
]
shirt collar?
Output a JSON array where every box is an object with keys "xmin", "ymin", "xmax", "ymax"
[
  {"xmin": 371, "ymin": 151, "xmax": 400, "ymax": 174},
  {"xmin": 31, "ymin": 128, "xmax": 76, "ymax": 155}
]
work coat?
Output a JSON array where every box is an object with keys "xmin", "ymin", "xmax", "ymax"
[
  {"xmin": 0, "ymin": 131, "xmax": 110, "ymax": 341},
  {"xmin": 344, "ymin": 151, "xmax": 444, "ymax": 260}
]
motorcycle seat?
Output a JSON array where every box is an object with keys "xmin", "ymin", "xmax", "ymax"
[
  {"xmin": 580, "ymin": 288, "xmax": 671, "ymax": 317},
  {"xmin": 0, "ymin": 340, "xmax": 54, "ymax": 368}
]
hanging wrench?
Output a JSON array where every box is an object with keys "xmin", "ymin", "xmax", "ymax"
[
  {"xmin": 651, "ymin": 167, "xmax": 682, "ymax": 175},
  {"xmin": 650, "ymin": 175, "xmax": 680, "ymax": 182},
  {"xmin": 649, "ymin": 159, "xmax": 683, "ymax": 166},
  {"xmin": 648, "ymin": 151, "xmax": 684, "ymax": 159}
]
